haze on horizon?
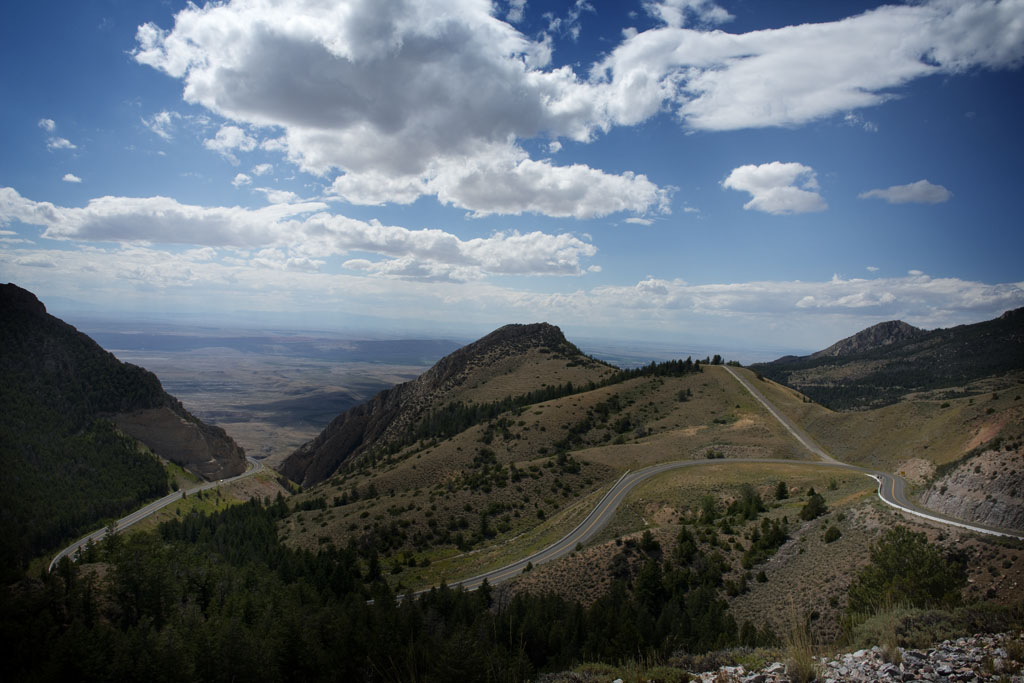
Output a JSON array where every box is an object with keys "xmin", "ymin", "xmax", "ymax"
[{"xmin": 2, "ymin": 0, "xmax": 1023, "ymax": 353}]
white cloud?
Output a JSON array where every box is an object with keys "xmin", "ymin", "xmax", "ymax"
[
  {"xmin": 866, "ymin": 266, "xmax": 879, "ymax": 272},
  {"xmin": 644, "ymin": 0, "xmax": 733, "ymax": 28},
  {"xmin": 47, "ymin": 137, "xmax": 77, "ymax": 150},
  {"xmin": 507, "ymin": 0, "xmax": 526, "ymax": 23},
  {"xmin": 843, "ymin": 112, "xmax": 878, "ymax": 133},
  {"xmin": 14, "ymin": 256, "xmax": 57, "ymax": 268},
  {"xmin": 722, "ymin": 162, "xmax": 827, "ymax": 215},
  {"xmin": 625, "ymin": 217, "xmax": 653, "ymax": 225},
  {"xmin": 548, "ymin": 140, "xmax": 562, "ymax": 153},
  {"xmin": 251, "ymin": 163, "xmax": 274, "ymax": 176},
  {"xmin": 0, "ymin": 187, "xmax": 597, "ymax": 282},
  {"xmin": 203, "ymin": 125, "xmax": 258, "ymax": 164},
  {"xmin": 62, "ymin": 173, "xmax": 82, "ymax": 183},
  {"xmin": 142, "ymin": 110, "xmax": 181, "ymax": 140},
  {"xmin": 132, "ymin": 0, "xmax": 664, "ymax": 218},
  {"xmin": 232, "ymin": 173, "xmax": 252, "ymax": 188},
  {"xmin": 859, "ymin": 179, "xmax": 952, "ymax": 204},
  {"xmin": 254, "ymin": 188, "xmax": 301, "ymax": 204},
  {"xmin": 130, "ymin": 0, "xmax": 1023, "ymax": 216},
  {"xmin": 594, "ymin": 0, "xmax": 1024, "ymax": 132},
  {"xmin": 329, "ymin": 144, "xmax": 670, "ymax": 219},
  {"xmin": 38, "ymin": 118, "xmax": 56, "ymax": 132}
]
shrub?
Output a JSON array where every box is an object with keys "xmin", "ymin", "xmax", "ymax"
[
  {"xmin": 847, "ymin": 526, "xmax": 966, "ymax": 615},
  {"xmin": 799, "ymin": 493, "xmax": 827, "ymax": 521},
  {"xmin": 824, "ymin": 526, "xmax": 842, "ymax": 543}
]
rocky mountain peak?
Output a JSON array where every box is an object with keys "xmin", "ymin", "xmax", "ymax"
[
  {"xmin": 1, "ymin": 282, "xmax": 47, "ymax": 315},
  {"xmin": 811, "ymin": 319, "xmax": 925, "ymax": 358}
]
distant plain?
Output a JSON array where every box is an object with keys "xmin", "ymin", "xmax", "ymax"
[{"xmin": 83, "ymin": 323, "xmax": 463, "ymax": 465}]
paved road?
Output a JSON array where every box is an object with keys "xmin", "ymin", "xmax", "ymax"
[
  {"xmin": 427, "ymin": 366, "xmax": 1022, "ymax": 592},
  {"xmin": 49, "ymin": 456, "xmax": 264, "ymax": 572},
  {"xmin": 722, "ymin": 365, "xmax": 836, "ymax": 463}
]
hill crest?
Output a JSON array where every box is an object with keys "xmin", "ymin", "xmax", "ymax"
[
  {"xmin": 810, "ymin": 319, "xmax": 925, "ymax": 358},
  {"xmin": 279, "ymin": 322, "xmax": 612, "ymax": 487},
  {"xmin": 751, "ymin": 307, "xmax": 1024, "ymax": 410}
]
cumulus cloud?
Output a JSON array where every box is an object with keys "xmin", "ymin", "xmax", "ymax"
[
  {"xmin": 203, "ymin": 125, "xmax": 258, "ymax": 164},
  {"xmin": 723, "ymin": 162, "xmax": 827, "ymax": 215},
  {"xmin": 130, "ymin": 0, "xmax": 1023, "ymax": 216},
  {"xmin": 232, "ymin": 173, "xmax": 252, "ymax": 188},
  {"xmin": 38, "ymin": 118, "xmax": 56, "ymax": 132},
  {"xmin": 859, "ymin": 179, "xmax": 952, "ymax": 204},
  {"xmin": 251, "ymin": 163, "xmax": 273, "ymax": 176},
  {"xmin": 625, "ymin": 217, "xmax": 653, "ymax": 225},
  {"xmin": 644, "ymin": 0, "xmax": 734, "ymax": 28},
  {"xmin": 47, "ymin": 137, "xmax": 77, "ymax": 150},
  {"xmin": 0, "ymin": 187, "xmax": 597, "ymax": 282},
  {"xmin": 62, "ymin": 173, "xmax": 82, "ymax": 183},
  {"xmin": 131, "ymin": 0, "xmax": 664, "ymax": 218}
]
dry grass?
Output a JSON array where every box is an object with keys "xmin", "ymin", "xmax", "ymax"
[
  {"xmin": 742, "ymin": 367, "xmax": 1024, "ymax": 474},
  {"xmin": 785, "ymin": 601, "xmax": 819, "ymax": 683}
]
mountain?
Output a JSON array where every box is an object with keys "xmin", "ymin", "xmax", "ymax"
[
  {"xmin": 750, "ymin": 308, "xmax": 1024, "ymax": 410},
  {"xmin": 280, "ymin": 322, "xmax": 612, "ymax": 487},
  {"xmin": 809, "ymin": 319, "xmax": 926, "ymax": 358},
  {"xmin": 0, "ymin": 283, "xmax": 245, "ymax": 575}
]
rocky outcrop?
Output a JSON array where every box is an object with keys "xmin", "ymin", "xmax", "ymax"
[
  {"xmin": 680, "ymin": 633, "xmax": 1024, "ymax": 682},
  {"xmin": 920, "ymin": 449, "xmax": 1024, "ymax": 532},
  {"xmin": 0, "ymin": 282, "xmax": 245, "ymax": 480},
  {"xmin": 280, "ymin": 322, "xmax": 581, "ymax": 487},
  {"xmin": 811, "ymin": 320, "xmax": 926, "ymax": 359}
]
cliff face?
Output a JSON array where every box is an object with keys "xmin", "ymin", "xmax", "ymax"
[
  {"xmin": 920, "ymin": 448, "xmax": 1024, "ymax": 532},
  {"xmin": 0, "ymin": 283, "xmax": 245, "ymax": 479},
  {"xmin": 280, "ymin": 322, "xmax": 581, "ymax": 487}
]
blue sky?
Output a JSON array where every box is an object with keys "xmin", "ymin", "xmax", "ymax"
[{"xmin": 2, "ymin": 0, "xmax": 1023, "ymax": 357}]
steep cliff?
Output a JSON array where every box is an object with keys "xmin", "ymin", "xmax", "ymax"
[
  {"xmin": 0, "ymin": 283, "xmax": 245, "ymax": 479},
  {"xmin": 920, "ymin": 447, "xmax": 1024, "ymax": 532}
]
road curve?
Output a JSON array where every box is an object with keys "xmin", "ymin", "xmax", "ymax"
[
  {"xmin": 48, "ymin": 456, "xmax": 264, "ymax": 573},
  {"xmin": 423, "ymin": 366, "xmax": 1022, "ymax": 593}
]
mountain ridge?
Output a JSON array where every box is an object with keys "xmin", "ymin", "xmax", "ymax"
[
  {"xmin": 280, "ymin": 322, "xmax": 609, "ymax": 486},
  {"xmin": 0, "ymin": 283, "xmax": 246, "ymax": 479},
  {"xmin": 751, "ymin": 307, "xmax": 1024, "ymax": 410}
]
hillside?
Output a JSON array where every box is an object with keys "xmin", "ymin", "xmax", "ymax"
[
  {"xmin": 277, "ymin": 342, "xmax": 813, "ymax": 592},
  {"xmin": 0, "ymin": 283, "xmax": 245, "ymax": 576},
  {"xmin": 280, "ymin": 322, "xmax": 616, "ymax": 487},
  {"xmin": 750, "ymin": 308, "xmax": 1024, "ymax": 410}
]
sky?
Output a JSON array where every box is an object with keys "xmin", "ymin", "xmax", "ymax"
[{"xmin": 2, "ymin": 0, "xmax": 1023, "ymax": 358}]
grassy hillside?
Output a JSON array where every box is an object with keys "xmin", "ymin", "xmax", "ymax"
[
  {"xmin": 742, "ymin": 368, "xmax": 1024, "ymax": 475},
  {"xmin": 278, "ymin": 364, "xmax": 816, "ymax": 591},
  {"xmin": 750, "ymin": 307, "xmax": 1023, "ymax": 410}
]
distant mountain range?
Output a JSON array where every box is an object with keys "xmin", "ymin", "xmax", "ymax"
[{"xmin": 750, "ymin": 308, "xmax": 1024, "ymax": 410}]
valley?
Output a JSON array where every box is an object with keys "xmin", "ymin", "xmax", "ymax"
[{"xmin": 3, "ymin": 287, "xmax": 1023, "ymax": 682}]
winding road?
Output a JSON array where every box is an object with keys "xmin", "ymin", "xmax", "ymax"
[
  {"xmin": 433, "ymin": 366, "xmax": 1022, "ymax": 592},
  {"xmin": 48, "ymin": 456, "xmax": 263, "ymax": 573},
  {"xmin": 51, "ymin": 365, "xmax": 1022, "ymax": 585}
]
